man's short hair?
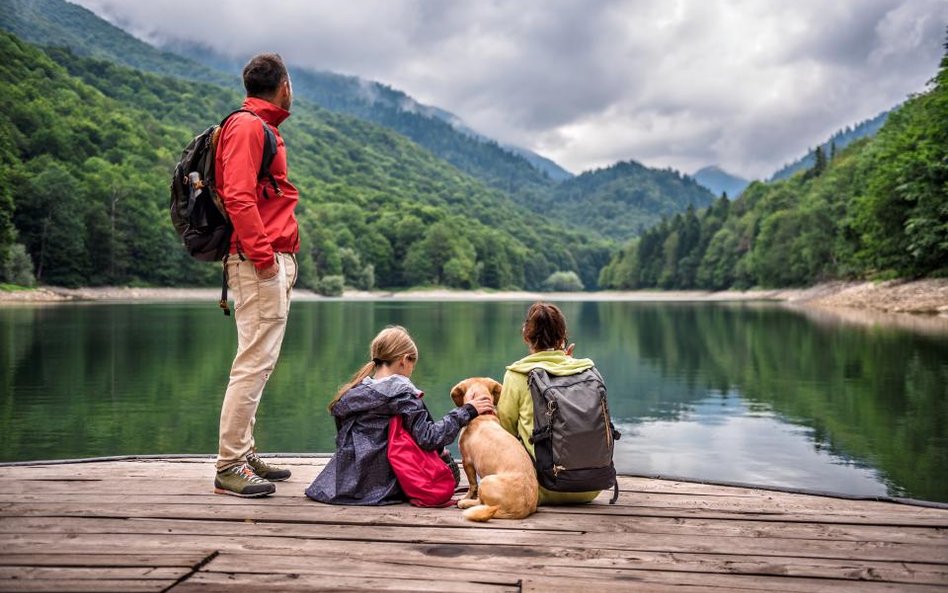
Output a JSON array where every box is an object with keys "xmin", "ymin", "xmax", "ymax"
[{"xmin": 242, "ymin": 53, "xmax": 288, "ymax": 97}]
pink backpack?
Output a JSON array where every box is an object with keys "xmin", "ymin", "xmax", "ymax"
[{"xmin": 387, "ymin": 414, "xmax": 457, "ymax": 507}]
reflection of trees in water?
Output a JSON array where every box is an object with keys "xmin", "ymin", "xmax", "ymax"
[
  {"xmin": 2, "ymin": 301, "xmax": 945, "ymax": 501},
  {"xmin": 589, "ymin": 301, "xmax": 948, "ymax": 501}
]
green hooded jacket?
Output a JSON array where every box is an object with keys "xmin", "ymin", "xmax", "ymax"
[{"xmin": 497, "ymin": 350, "xmax": 600, "ymax": 505}]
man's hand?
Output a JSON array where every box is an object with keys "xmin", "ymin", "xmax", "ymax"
[{"xmin": 257, "ymin": 261, "xmax": 280, "ymax": 280}]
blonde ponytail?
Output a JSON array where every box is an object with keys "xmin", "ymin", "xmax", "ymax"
[
  {"xmin": 327, "ymin": 325, "xmax": 418, "ymax": 413},
  {"xmin": 328, "ymin": 361, "xmax": 377, "ymax": 412}
]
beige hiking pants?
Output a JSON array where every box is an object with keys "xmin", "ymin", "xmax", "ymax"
[{"xmin": 217, "ymin": 252, "xmax": 298, "ymax": 470}]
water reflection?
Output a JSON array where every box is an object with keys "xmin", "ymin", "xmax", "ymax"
[
  {"xmin": 0, "ymin": 300, "xmax": 945, "ymax": 502},
  {"xmin": 616, "ymin": 391, "xmax": 890, "ymax": 497}
]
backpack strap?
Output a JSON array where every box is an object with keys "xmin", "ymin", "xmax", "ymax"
[
  {"xmin": 220, "ymin": 109, "xmax": 281, "ymax": 198},
  {"xmin": 214, "ymin": 110, "xmax": 281, "ymax": 316}
]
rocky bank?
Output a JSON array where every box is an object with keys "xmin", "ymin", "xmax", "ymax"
[{"xmin": 1, "ymin": 279, "xmax": 946, "ymax": 316}]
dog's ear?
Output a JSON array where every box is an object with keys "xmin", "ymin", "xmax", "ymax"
[
  {"xmin": 488, "ymin": 378, "xmax": 503, "ymax": 405},
  {"xmin": 450, "ymin": 380, "xmax": 468, "ymax": 407}
]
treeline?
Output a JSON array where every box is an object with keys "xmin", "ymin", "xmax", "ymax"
[
  {"xmin": 600, "ymin": 42, "xmax": 948, "ymax": 290},
  {"xmin": 0, "ymin": 32, "xmax": 613, "ymax": 291},
  {"xmin": 769, "ymin": 110, "xmax": 889, "ymax": 182}
]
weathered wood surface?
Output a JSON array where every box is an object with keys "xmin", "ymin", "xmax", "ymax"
[{"xmin": 0, "ymin": 457, "xmax": 946, "ymax": 592}]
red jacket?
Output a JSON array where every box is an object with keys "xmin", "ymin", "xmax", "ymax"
[{"xmin": 216, "ymin": 97, "xmax": 300, "ymax": 270}]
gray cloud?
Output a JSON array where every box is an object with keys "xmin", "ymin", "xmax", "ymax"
[{"xmin": 74, "ymin": 0, "xmax": 947, "ymax": 179}]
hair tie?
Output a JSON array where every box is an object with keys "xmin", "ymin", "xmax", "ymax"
[{"xmin": 372, "ymin": 358, "xmax": 383, "ymax": 366}]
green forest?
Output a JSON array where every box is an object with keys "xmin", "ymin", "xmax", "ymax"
[
  {"xmin": 0, "ymin": 32, "xmax": 618, "ymax": 291},
  {"xmin": 1, "ymin": 0, "xmax": 946, "ymax": 294},
  {"xmin": 600, "ymin": 41, "xmax": 948, "ymax": 290}
]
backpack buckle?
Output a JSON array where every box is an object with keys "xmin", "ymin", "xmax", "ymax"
[{"xmin": 546, "ymin": 400, "xmax": 558, "ymax": 417}]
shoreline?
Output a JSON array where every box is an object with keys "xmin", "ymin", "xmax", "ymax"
[{"xmin": 1, "ymin": 279, "xmax": 946, "ymax": 316}]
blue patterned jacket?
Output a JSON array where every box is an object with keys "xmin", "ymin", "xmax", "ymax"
[{"xmin": 305, "ymin": 374, "xmax": 477, "ymax": 505}]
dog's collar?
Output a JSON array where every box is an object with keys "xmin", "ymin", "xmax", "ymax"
[{"xmin": 478, "ymin": 409, "xmax": 496, "ymax": 416}]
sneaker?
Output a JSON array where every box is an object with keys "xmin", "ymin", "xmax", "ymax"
[
  {"xmin": 246, "ymin": 451, "xmax": 292, "ymax": 482},
  {"xmin": 214, "ymin": 464, "xmax": 276, "ymax": 498}
]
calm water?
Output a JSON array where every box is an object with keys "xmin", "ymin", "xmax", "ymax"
[{"xmin": 1, "ymin": 300, "xmax": 946, "ymax": 502}]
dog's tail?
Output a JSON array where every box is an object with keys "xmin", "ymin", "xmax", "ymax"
[{"xmin": 462, "ymin": 504, "xmax": 500, "ymax": 522}]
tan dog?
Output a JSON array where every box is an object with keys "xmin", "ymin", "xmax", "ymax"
[{"xmin": 450, "ymin": 377, "xmax": 538, "ymax": 521}]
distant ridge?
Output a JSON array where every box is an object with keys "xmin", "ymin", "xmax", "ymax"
[
  {"xmin": 692, "ymin": 166, "xmax": 751, "ymax": 198},
  {"xmin": 769, "ymin": 111, "xmax": 890, "ymax": 181}
]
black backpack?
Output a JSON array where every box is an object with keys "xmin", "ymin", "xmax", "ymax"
[
  {"xmin": 170, "ymin": 109, "xmax": 279, "ymax": 261},
  {"xmin": 527, "ymin": 366, "xmax": 621, "ymax": 503},
  {"xmin": 169, "ymin": 109, "xmax": 279, "ymax": 313}
]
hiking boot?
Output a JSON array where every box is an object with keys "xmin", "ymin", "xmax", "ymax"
[
  {"xmin": 246, "ymin": 451, "xmax": 291, "ymax": 482},
  {"xmin": 214, "ymin": 464, "xmax": 275, "ymax": 498}
]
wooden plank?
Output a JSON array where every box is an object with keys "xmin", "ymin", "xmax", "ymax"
[
  {"xmin": 0, "ymin": 580, "xmax": 169, "ymax": 593},
  {"xmin": 0, "ymin": 566, "xmax": 185, "ymax": 579},
  {"xmin": 3, "ymin": 521, "xmax": 946, "ymax": 577},
  {"xmin": 203, "ymin": 549, "xmax": 948, "ymax": 586},
  {"xmin": 6, "ymin": 512, "xmax": 947, "ymax": 561},
  {"xmin": 180, "ymin": 563, "xmax": 948, "ymax": 593},
  {"xmin": 4, "ymin": 496, "xmax": 946, "ymax": 528},
  {"xmin": 2, "ymin": 509, "xmax": 946, "ymax": 564},
  {"xmin": 0, "ymin": 518, "xmax": 948, "ymax": 563},
  {"xmin": 1, "ymin": 482, "xmax": 940, "ymax": 520},
  {"xmin": 3, "ymin": 487, "xmax": 943, "ymax": 528},
  {"xmin": 0, "ymin": 553, "xmax": 207, "ymax": 568},
  {"xmin": 3, "ymin": 498, "xmax": 944, "ymax": 545},
  {"xmin": 521, "ymin": 575, "xmax": 946, "ymax": 593},
  {"xmin": 176, "ymin": 571, "xmax": 519, "ymax": 593}
]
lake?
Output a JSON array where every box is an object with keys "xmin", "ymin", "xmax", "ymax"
[{"xmin": 1, "ymin": 299, "xmax": 946, "ymax": 503}]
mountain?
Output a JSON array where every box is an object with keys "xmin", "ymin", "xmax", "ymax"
[
  {"xmin": 692, "ymin": 166, "xmax": 750, "ymax": 198},
  {"xmin": 0, "ymin": 0, "xmax": 567, "ymax": 196},
  {"xmin": 601, "ymin": 47, "xmax": 947, "ymax": 289},
  {"xmin": 0, "ymin": 0, "xmax": 233, "ymax": 87},
  {"xmin": 163, "ymin": 40, "xmax": 571, "ymax": 191},
  {"xmin": 0, "ymin": 31, "xmax": 612, "ymax": 290},
  {"xmin": 160, "ymin": 38, "xmax": 572, "ymax": 182},
  {"xmin": 769, "ymin": 111, "xmax": 890, "ymax": 181},
  {"xmin": 540, "ymin": 161, "xmax": 717, "ymax": 240},
  {"xmin": 0, "ymin": 0, "xmax": 729, "ymax": 290}
]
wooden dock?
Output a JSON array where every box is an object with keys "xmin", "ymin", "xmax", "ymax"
[{"xmin": 0, "ymin": 456, "xmax": 946, "ymax": 592}]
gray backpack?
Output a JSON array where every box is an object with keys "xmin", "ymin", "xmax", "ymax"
[{"xmin": 528, "ymin": 367, "xmax": 620, "ymax": 503}]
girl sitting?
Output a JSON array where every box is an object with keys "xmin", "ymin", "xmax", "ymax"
[{"xmin": 306, "ymin": 325, "xmax": 493, "ymax": 505}]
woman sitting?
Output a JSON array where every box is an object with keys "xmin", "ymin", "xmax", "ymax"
[{"xmin": 496, "ymin": 302, "xmax": 603, "ymax": 505}]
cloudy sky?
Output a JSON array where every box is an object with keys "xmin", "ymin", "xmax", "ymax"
[{"xmin": 75, "ymin": 0, "xmax": 946, "ymax": 179}]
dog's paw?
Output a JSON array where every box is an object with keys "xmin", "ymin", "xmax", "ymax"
[{"xmin": 457, "ymin": 498, "xmax": 480, "ymax": 510}]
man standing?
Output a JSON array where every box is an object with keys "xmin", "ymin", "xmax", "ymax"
[{"xmin": 213, "ymin": 53, "xmax": 299, "ymax": 497}]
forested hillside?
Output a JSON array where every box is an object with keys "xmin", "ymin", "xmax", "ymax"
[
  {"xmin": 769, "ymin": 111, "xmax": 890, "ymax": 182},
  {"xmin": 600, "ymin": 43, "xmax": 948, "ymax": 290},
  {"xmin": 0, "ymin": 0, "xmax": 715, "ymax": 249},
  {"xmin": 6, "ymin": 0, "xmax": 930, "ymax": 295},
  {"xmin": 0, "ymin": 32, "xmax": 613, "ymax": 290},
  {"xmin": 0, "ymin": 0, "xmax": 563, "ymax": 200},
  {"xmin": 539, "ymin": 161, "xmax": 716, "ymax": 240}
]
